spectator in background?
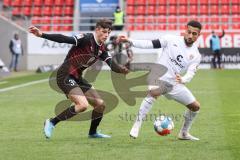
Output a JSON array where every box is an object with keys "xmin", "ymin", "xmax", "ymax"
[
  {"xmin": 9, "ymin": 33, "xmax": 23, "ymax": 72},
  {"xmin": 210, "ymin": 30, "xmax": 225, "ymax": 69},
  {"xmin": 113, "ymin": 6, "xmax": 124, "ymax": 30}
]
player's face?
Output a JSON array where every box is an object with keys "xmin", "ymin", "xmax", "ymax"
[
  {"xmin": 95, "ymin": 27, "xmax": 111, "ymax": 44},
  {"xmin": 184, "ymin": 26, "xmax": 200, "ymax": 46}
]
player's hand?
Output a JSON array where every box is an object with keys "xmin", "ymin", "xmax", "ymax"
[
  {"xmin": 120, "ymin": 66, "xmax": 130, "ymax": 74},
  {"xmin": 116, "ymin": 35, "xmax": 129, "ymax": 44},
  {"xmin": 175, "ymin": 74, "xmax": 183, "ymax": 83},
  {"xmin": 28, "ymin": 26, "xmax": 42, "ymax": 37}
]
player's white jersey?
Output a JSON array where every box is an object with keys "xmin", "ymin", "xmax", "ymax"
[
  {"xmin": 157, "ymin": 35, "xmax": 201, "ymax": 84},
  {"xmin": 130, "ymin": 35, "xmax": 201, "ymax": 85}
]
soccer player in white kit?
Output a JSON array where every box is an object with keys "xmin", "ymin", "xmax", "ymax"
[{"xmin": 117, "ymin": 20, "xmax": 202, "ymax": 140}]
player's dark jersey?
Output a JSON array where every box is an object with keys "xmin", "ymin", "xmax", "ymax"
[{"xmin": 63, "ymin": 33, "xmax": 111, "ymax": 78}]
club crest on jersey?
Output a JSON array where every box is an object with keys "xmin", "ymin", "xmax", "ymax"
[{"xmin": 189, "ymin": 54, "xmax": 194, "ymax": 60}]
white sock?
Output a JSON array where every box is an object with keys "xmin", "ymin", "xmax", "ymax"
[
  {"xmin": 180, "ymin": 109, "xmax": 199, "ymax": 133},
  {"xmin": 134, "ymin": 95, "xmax": 156, "ymax": 127}
]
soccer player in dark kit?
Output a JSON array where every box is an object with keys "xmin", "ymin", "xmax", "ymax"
[{"xmin": 29, "ymin": 19, "xmax": 129, "ymax": 139}]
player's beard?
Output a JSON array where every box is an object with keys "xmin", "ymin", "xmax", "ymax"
[{"xmin": 184, "ymin": 38, "xmax": 194, "ymax": 46}]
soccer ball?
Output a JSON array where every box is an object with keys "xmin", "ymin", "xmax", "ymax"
[{"xmin": 154, "ymin": 115, "xmax": 174, "ymax": 136}]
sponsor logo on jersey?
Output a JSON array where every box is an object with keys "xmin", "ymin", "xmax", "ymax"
[{"xmin": 170, "ymin": 55, "xmax": 184, "ymax": 69}]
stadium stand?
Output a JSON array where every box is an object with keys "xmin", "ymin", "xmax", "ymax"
[
  {"xmin": 125, "ymin": 0, "xmax": 240, "ymax": 30},
  {"xmin": 1, "ymin": 0, "xmax": 74, "ymax": 31}
]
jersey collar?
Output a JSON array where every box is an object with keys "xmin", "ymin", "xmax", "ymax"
[{"xmin": 93, "ymin": 33, "xmax": 102, "ymax": 46}]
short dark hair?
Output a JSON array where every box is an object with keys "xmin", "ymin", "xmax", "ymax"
[
  {"xmin": 187, "ymin": 20, "xmax": 202, "ymax": 30},
  {"xmin": 96, "ymin": 19, "xmax": 113, "ymax": 30}
]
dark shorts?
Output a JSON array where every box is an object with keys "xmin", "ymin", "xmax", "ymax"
[{"xmin": 57, "ymin": 74, "xmax": 92, "ymax": 95}]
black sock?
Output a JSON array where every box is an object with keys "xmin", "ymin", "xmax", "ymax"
[
  {"xmin": 88, "ymin": 110, "xmax": 103, "ymax": 135},
  {"xmin": 50, "ymin": 105, "xmax": 77, "ymax": 126}
]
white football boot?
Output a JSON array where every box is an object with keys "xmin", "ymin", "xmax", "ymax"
[
  {"xmin": 178, "ymin": 131, "xmax": 200, "ymax": 141},
  {"xmin": 129, "ymin": 121, "xmax": 142, "ymax": 139}
]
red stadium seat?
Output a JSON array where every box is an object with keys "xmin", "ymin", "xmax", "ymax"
[
  {"xmin": 64, "ymin": 7, "xmax": 73, "ymax": 16},
  {"xmin": 179, "ymin": 0, "xmax": 187, "ymax": 4},
  {"xmin": 136, "ymin": 6, "xmax": 145, "ymax": 15},
  {"xmin": 53, "ymin": 7, "xmax": 62, "ymax": 16},
  {"xmin": 145, "ymin": 25, "xmax": 155, "ymax": 30},
  {"xmin": 31, "ymin": 16, "xmax": 41, "ymax": 24},
  {"xmin": 127, "ymin": 6, "xmax": 134, "ymax": 15},
  {"xmin": 200, "ymin": 0, "xmax": 208, "ymax": 4},
  {"xmin": 12, "ymin": 0, "xmax": 22, "ymax": 7},
  {"xmin": 135, "ymin": 16, "xmax": 145, "ymax": 24},
  {"xmin": 209, "ymin": 0, "xmax": 218, "ymax": 4},
  {"xmin": 148, "ymin": 0, "xmax": 157, "ymax": 5},
  {"xmin": 179, "ymin": 24, "xmax": 187, "ymax": 30},
  {"xmin": 43, "ymin": 7, "xmax": 52, "ymax": 16},
  {"xmin": 52, "ymin": 26, "xmax": 61, "ymax": 31},
  {"xmin": 158, "ymin": 0, "xmax": 167, "ymax": 5},
  {"xmin": 32, "ymin": 7, "xmax": 41, "ymax": 16},
  {"xmin": 156, "ymin": 24, "xmax": 166, "ymax": 30},
  {"xmin": 221, "ymin": 15, "xmax": 229, "ymax": 23},
  {"xmin": 199, "ymin": 5, "xmax": 208, "ymax": 15},
  {"xmin": 12, "ymin": 7, "xmax": 21, "ymax": 16},
  {"xmin": 232, "ymin": 0, "xmax": 239, "ymax": 4},
  {"xmin": 221, "ymin": 24, "xmax": 229, "ymax": 30},
  {"xmin": 198, "ymin": 15, "xmax": 208, "ymax": 23},
  {"xmin": 23, "ymin": 0, "xmax": 32, "ymax": 6},
  {"xmin": 232, "ymin": 24, "xmax": 240, "ymax": 29},
  {"xmin": 146, "ymin": 16, "xmax": 155, "ymax": 23},
  {"xmin": 178, "ymin": 5, "xmax": 187, "ymax": 15},
  {"xmin": 52, "ymin": 16, "xmax": 62, "ymax": 24},
  {"xmin": 179, "ymin": 16, "xmax": 187, "ymax": 23},
  {"xmin": 147, "ymin": 6, "xmax": 156, "ymax": 15},
  {"xmin": 189, "ymin": 0, "xmax": 197, "ymax": 4},
  {"xmin": 126, "ymin": 25, "xmax": 134, "ymax": 31},
  {"xmin": 44, "ymin": 0, "xmax": 53, "ymax": 6},
  {"xmin": 232, "ymin": 15, "xmax": 240, "ymax": 22},
  {"xmin": 135, "ymin": 25, "xmax": 145, "ymax": 30},
  {"xmin": 127, "ymin": 0, "xmax": 134, "ymax": 5},
  {"xmin": 40, "ymin": 25, "xmax": 51, "ymax": 31},
  {"xmin": 137, "ymin": 0, "xmax": 145, "ymax": 5},
  {"xmin": 33, "ymin": 0, "xmax": 43, "ymax": 6},
  {"xmin": 210, "ymin": 24, "xmax": 220, "ymax": 30},
  {"xmin": 169, "ymin": 0, "xmax": 177, "ymax": 4},
  {"xmin": 22, "ymin": 7, "xmax": 31, "ymax": 16},
  {"xmin": 189, "ymin": 5, "xmax": 197, "ymax": 15},
  {"xmin": 209, "ymin": 5, "xmax": 218, "ymax": 14},
  {"xmin": 221, "ymin": 5, "xmax": 230, "ymax": 14},
  {"xmin": 168, "ymin": 24, "xmax": 177, "ymax": 30},
  {"xmin": 210, "ymin": 15, "xmax": 219, "ymax": 22},
  {"xmin": 3, "ymin": 0, "xmax": 11, "ymax": 7},
  {"xmin": 156, "ymin": 16, "xmax": 166, "ymax": 23},
  {"xmin": 41, "ymin": 16, "xmax": 51, "ymax": 24},
  {"xmin": 188, "ymin": 15, "xmax": 197, "ymax": 21},
  {"xmin": 55, "ymin": 0, "xmax": 63, "ymax": 6},
  {"xmin": 221, "ymin": 0, "xmax": 229, "ymax": 4},
  {"xmin": 126, "ymin": 15, "xmax": 134, "ymax": 23},
  {"xmin": 66, "ymin": 0, "xmax": 74, "ymax": 6},
  {"xmin": 232, "ymin": 5, "xmax": 239, "ymax": 14},
  {"xmin": 168, "ymin": 5, "xmax": 177, "ymax": 15},
  {"xmin": 168, "ymin": 15, "xmax": 177, "ymax": 23},
  {"xmin": 157, "ymin": 5, "xmax": 167, "ymax": 15},
  {"xmin": 62, "ymin": 16, "xmax": 73, "ymax": 24}
]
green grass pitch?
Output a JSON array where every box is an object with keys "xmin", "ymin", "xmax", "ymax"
[{"xmin": 0, "ymin": 70, "xmax": 240, "ymax": 160}]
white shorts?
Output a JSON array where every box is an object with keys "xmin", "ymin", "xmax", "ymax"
[{"xmin": 148, "ymin": 83, "xmax": 196, "ymax": 106}]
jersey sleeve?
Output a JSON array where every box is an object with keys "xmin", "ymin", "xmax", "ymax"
[
  {"xmin": 73, "ymin": 33, "xmax": 87, "ymax": 46},
  {"xmin": 158, "ymin": 35, "xmax": 173, "ymax": 48},
  {"xmin": 181, "ymin": 54, "xmax": 201, "ymax": 83},
  {"xmin": 99, "ymin": 51, "xmax": 112, "ymax": 62}
]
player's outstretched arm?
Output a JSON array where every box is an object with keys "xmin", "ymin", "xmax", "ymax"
[
  {"xmin": 105, "ymin": 58, "xmax": 129, "ymax": 74},
  {"xmin": 28, "ymin": 26, "xmax": 76, "ymax": 44},
  {"xmin": 117, "ymin": 35, "xmax": 161, "ymax": 49}
]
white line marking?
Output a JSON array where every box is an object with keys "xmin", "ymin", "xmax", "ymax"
[{"xmin": 0, "ymin": 79, "xmax": 48, "ymax": 93}]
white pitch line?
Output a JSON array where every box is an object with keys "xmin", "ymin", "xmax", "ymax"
[{"xmin": 0, "ymin": 79, "xmax": 48, "ymax": 93}]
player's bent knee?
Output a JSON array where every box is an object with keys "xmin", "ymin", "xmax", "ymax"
[
  {"xmin": 74, "ymin": 102, "xmax": 88, "ymax": 113},
  {"xmin": 187, "ymin": 101, "xmax": 200, "ymax": 112},
  {"xmin": 94, "ymin": 99, "xmax": 105, "ymax": 112}
]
